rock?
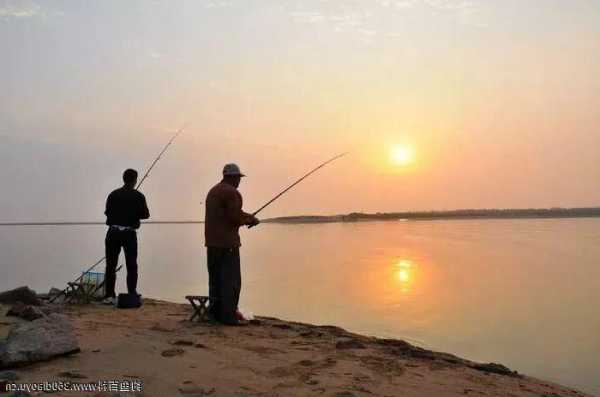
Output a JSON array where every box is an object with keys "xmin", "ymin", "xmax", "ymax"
[
  {"xmin": 0, "ymin": 287, "xmax": 41, "ymax": 306},
  {"xmin": 57, "ymin": 370, "xmax": 87, "ymax": 379},
  {"xmin": 376, "ymin": 338, "xmax": 443, "ymax": 361},
  {"xmin": 335, "ymin": 338, "xmax": 366, "ymax": 350},
  {"xmin": 150, "ymin": 325, "xmax": 175, "ymax": 333},
  {"xmin": 0, "ymin": 313, "xmax": 80, "ymax": 368},
  {"xmin": 300, "ymin": 330, "xmax": 324, "ymax": 338},
  {"xmin": 331, "ymin": 392, "xmax": 357, "ymax": 397},
  {"xmin": 298, "ymin": 359, "xmax": 315, "ymax": 367},
  {"xmin": 272, "ymin": 323, "xmax": 292, "ymax": 330},
  {"xmin": 6, "ymin": 304, "xmax": 44, "ymax": 321},
  {"xmin": 470, "ymin": 362, "xmax": 520, "ymax": 377},
  {"xmin": 408, "ymin": 348, "xmax": 437, "ymax": 360},
  {"xmin": 171, "ymin": 339, "xmax": 194, "ymax": 346},
  {"xmin": 387, "ymin": 346, "xmax": 448, "ymax": 362},
  {"xmin": 161, "ymin": 348, "xmax": 185, "ymax": 357},
  {"xmin": 48, "ymin": 287, "xmax": 62, "ymax": 297},
  {"xmin": 0, "ymin": 370, "xmax": 19, "ymax": 380},
  {"xmin": 179, "ymin": 382, "xmax": 215, "ymax": 396},
  {"xmin": 376, "ymin": 338, "xmax": 413, "ymax": 350},
  {"xmin": 316, "ymin": 325, "xmax": 348, "ymax": 337},
  {"xmin": 194, "ymin": 343, "xmax": 207, "ymax": 349},
  {"xmin": 5, "ymin": 302, "xmax": 26, "ymax": 316}
]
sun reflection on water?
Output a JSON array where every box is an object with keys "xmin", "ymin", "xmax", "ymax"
[{"xmin": 394, "ymin": 259, "xmax": 416, "ymax": 293}]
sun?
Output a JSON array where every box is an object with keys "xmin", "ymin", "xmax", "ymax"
[{"xmin": 389, "ymin": 145, "xmax": 414, "ymax": 166}]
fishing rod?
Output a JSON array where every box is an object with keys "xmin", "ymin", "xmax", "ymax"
[
  {"xmin": 136, "ymin": 125, "xmax": 186, "ymax": 189},
  {"xmin": 249, "ymin": 152, "xmax": 348, "ymax": 227},
  {"xmin": 50, "ymin": 126, "xmax": 187, "ymax": 302}
]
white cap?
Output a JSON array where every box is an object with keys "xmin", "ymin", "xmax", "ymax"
[{"xmin": 223, "ymin": 163, "xmax": 245, "ymax": 177}]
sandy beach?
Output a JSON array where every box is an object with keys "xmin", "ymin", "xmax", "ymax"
[{"xmin": 0, "ymin": 298, "xmax": 594, "ymax": 397}]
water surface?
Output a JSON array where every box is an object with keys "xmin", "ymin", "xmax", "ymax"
[{"xmin": 1, "ymin": 218, "xmax": 599, "ymax": 394}]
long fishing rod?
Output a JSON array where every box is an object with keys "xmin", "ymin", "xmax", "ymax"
[
  {"xmin": 249, "ymin": 152, "xmax": 348, "ymax": 227},
  {"xmin": 136, "ymin": 125, "xmax": 187, "ymax": 189},
  {"xmin": 50, "ymin": 126, "xmax": 187, "ymax": 302}
]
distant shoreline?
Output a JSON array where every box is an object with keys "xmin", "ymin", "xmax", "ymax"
[
  {"xmin": 262, "ymin": 207, "xmax": 600, "ymax": 224},
  {"xmin": 1, "ymin": 207, "xmax": 599, "ymax": 226}
]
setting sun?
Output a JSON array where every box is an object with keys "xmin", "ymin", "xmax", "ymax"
[{"xmin": 390, "ymin": 145, "xmax": 414, "ymax": 166}]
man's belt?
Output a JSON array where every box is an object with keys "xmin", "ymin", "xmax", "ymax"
[{"xmin": 110, "ymin": 225, "xmax": 135, "ymax": 232}]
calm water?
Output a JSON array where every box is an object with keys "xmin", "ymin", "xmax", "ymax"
[{"xmin": 1, "ymin": 218, "xmax": 599, "ymax": 394}]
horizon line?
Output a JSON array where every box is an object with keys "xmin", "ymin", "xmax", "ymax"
[{"xmin": 1, "ymin": 206, "xmax": 599, "ymax": 226}]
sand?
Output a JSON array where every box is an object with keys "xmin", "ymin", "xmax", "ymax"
[{"xmin": 0, "ymin": 299, "xmax": 594, "ymax": 397}]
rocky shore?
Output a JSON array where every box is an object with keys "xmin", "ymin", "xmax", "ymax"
[{"xmin": 0, "ymin": 287, "xmax": 594, "ymax": 397}]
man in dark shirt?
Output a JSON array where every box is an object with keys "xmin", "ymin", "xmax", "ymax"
[
  {"xmin": 205, "ymin": 163, "xmax": 259, "ymax": 324},
  {"xmin": 103, "ymin": 169, "xmax": 150, "ymax": 305}
]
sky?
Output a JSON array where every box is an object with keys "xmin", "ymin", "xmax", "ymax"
[{"xmin": 1, "ymin": 0, "xmax": 599, "ymax": 221}]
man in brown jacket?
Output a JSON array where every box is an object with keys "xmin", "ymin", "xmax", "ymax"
[{"xmin": 205, "ymin": 163, "xmax": 259, "ymax": 325}]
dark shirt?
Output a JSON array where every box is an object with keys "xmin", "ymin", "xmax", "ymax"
[
  {"xmin": 205, "ymin": 181, "xmax": 251, "ymax": 248},
  {"xmin": 105, "ymin": 186, "xmax": 150, "ymax": 229}
]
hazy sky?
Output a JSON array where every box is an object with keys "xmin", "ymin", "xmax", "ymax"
[{"xmin": 1, "ymin": 0, "xmax": 599, "ymax": 221}]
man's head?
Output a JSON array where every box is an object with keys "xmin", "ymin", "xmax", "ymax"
[
  {"xmin": 222, "ymin": 163, "xmax": 245, "ymax": 188},
  {"xmin": 123, "ymin": 168, "xmax": 138, "ymax": 188}
]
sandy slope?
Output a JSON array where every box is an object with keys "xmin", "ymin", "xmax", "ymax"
[{"xmin": 1, "ymin": 299, "xmax": 594, "ymax": 397}]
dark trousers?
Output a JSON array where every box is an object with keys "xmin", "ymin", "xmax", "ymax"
[
  {"xmin": 206, "ymin": 247, "xmax": 241, "ymax": 325},
  {"xmin": 105, "ymin": 228, "xmax": 138, "ymax": 297}
]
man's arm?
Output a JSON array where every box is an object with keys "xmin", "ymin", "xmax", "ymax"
[
  {"xmin": 224, "ymin": 190, "xmax": 253, "ymax": 227},
  {"xmin": 104, "ymin": 192, "xmax": 114, "ymax": 225},
  {"xmin": 139, "ymin": 194, "xmax": 150, "ymax": 220},
  {"xmin": 105, "ymin": 192, "xmax": 113, "ymax": 217}
]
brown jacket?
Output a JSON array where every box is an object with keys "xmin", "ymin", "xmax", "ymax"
[{"xmin": 205, "ymin": 181, "xmax": 252, "ymax": 248}]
